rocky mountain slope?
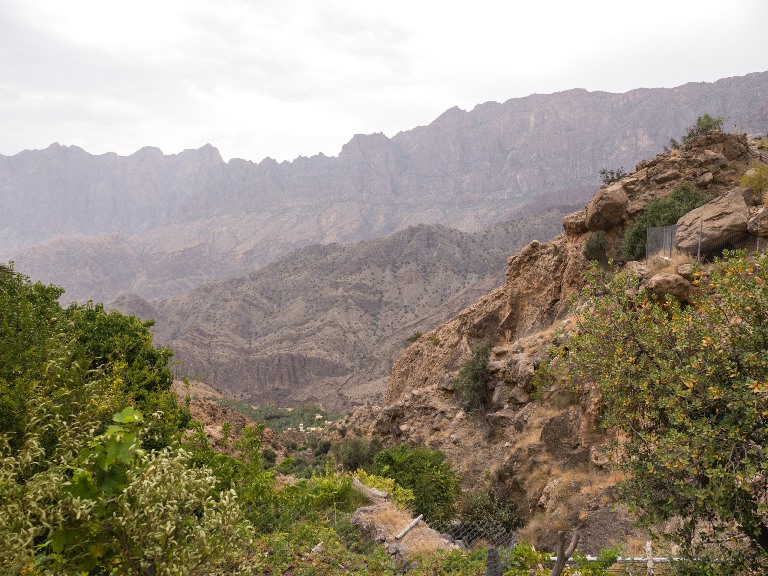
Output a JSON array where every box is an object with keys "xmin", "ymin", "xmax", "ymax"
[
  {"xmin": 115, "ymin": 209, "xmax": 572, "ymax": 409},
  {"xmin": 344, "ymin": 132, "xmax": 763, "ymax": 554},
  {"xmin": 6, "ymin": 72, "xmax": 768, "ymax": 303}
]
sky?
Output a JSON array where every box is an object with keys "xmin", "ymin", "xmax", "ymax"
[{"xmin": 1, "ymin": 0, "xmax": 767, "ymax": 163}]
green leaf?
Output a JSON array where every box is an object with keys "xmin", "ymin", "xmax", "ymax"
[{"xmin": 112, "ymin": 406, "xmax": 142, "ymax": 424}]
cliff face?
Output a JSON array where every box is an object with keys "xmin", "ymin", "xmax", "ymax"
[
  {"xmin": 5, "ymin": 72, "xmax": 768, "ymax": 302},
  {"xmin": 345, "ymin": 132, "xmax": 758, "ymax": 554}
]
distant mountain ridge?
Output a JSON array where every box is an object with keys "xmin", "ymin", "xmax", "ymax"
[
  {"xmin": 5, "ymin": 72, "xmax": 768, "ymax": 302},
  {"xmin": 114, "ymin": 210, "xmax": 572, "ymax": 408}
]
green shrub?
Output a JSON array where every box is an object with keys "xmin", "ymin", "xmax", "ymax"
[
  {"xmin": 668, "ymin": 114, "xmax": 724, "ymax": 149},
  {"xmin": 740, "ymin": 160, "xmax": 768, "ymax": 201},
  {"xmin": 406, "ymin": 331, "xmax": 423, "ymax": 343},
  {"xmin": 353, "ymin": 469, "xmax": 415, "ymax": 511},
  {"xmin": 620, "ymin": 182, "xmax": 713, "ymax": 260},
  {"xmin": 453, "ymin": 339, "xmax": 492, "ymax": 415},
  {"xmin": 372, "ymin": 445, "xmax": 461, "ymax": 525},
  {"xmin": 457, "ymin": 484, "xmax": 522, "ymax": 545},
  {"xmin": 333, "ymin": 436, "xmax": 383, "ymax": 471},
  {"xmin": 583, "ymin": 231, "xmax": 608, "ymax": 262}
]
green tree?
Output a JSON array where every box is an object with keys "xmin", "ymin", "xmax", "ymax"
[
  {"xmin": 669, "ymin": 113, "xmax": 724, "ymax": 149},
  {"xmin": 0, "ymin": 265, "xmax": 188, "ymax": 452},
  {"xmin": 620, "ymin": 182, "xmax": 712, "ymax": 260},
  {"xmin": 453, "ymin": 339, "xmax": 492, "ymax": 414},
  {"xmin": 563, "ymin": 254, "xmax": 768, "ymax": 569},
  {"xmin": 372, "ymin": 444, "xmax": 461, "ymax": 524},
  {"xmin": 740, "ymin": 160, "xmax": 768, "ymax": 201}
]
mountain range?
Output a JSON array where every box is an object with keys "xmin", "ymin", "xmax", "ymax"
[{"xmin": 5, "ymin": 72, "xmax": 768, "ymax": 304}]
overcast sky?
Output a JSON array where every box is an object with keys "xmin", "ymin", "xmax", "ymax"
[{"xmin": 1, "ymin": 1, "xmax": 766, "ymax": 163}]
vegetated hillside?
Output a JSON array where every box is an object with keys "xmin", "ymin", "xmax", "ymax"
[
  {"xmin": 114, "ymin": 208, "xmax": 572, "ymax": 409},
  {"xmin": 344, "ymin": 132, "xmax": 763, "ymax": 554},
  {"xmin": 7, "ymin": 72, "xmax": 768, "ymax": 303}
]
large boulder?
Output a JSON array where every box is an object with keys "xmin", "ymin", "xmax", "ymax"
[
  {"xmin": 643, "ymin": 272, "xmax": 692, "ymax": 302},
  {"xmin": 747, "ymin": 205, "xmax": 768, "ymax": 237},
  {"xmin": 676, "ymin": 188, "xmax": 751, "ymax": 253},
  {"xmin": 585, "ymin": 183, "xmax": 629, "ymax": 231}
]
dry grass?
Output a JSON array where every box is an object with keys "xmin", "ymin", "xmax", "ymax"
[{"xmin": 648, "ymin": 251, "xmax": 696, "ymax": 274}]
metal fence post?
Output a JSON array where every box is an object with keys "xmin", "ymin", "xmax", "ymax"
[{"xmin": 697, "ymin": 218, "xmax": 703, "ymax": 262}]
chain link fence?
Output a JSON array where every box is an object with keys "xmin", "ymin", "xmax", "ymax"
[{"xmin": 646, "ymin": 224, "xmax": 765, "ymax": 262}]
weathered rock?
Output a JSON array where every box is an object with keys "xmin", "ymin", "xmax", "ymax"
[
  {"xmin": 644, "ymin": 272, "xmax": 692, "ymax": 302},
  {"xmin": 589, "ymin": 445, "xmax": 610, "ymax": 468},
  {"xmin": 540, "ymin": 409, "xmax": 589, "ymax": 465},
  {"xmin": 747, "ymin": 205, "xmax": 768, "ymax": 237},
  {"xmin": 676, "ymin": 263, "xmax": 696, "ymax": 280},
  {"xmin": 563, "ymin": 209, "xmax": 588, "ymax": 235},
  {"xmin": 676, "ymin": 188, "xmax": 750, "ymax": 252},
  {"xmin": 623, "ymin": 261, "xmax": 650, "ymax": 280},
  {"xmin": 652, "ymin": 169, "xmax": 681, "ymax": 184},
  {"xmin": 585, "ymin": 183, "xmax": 629, "ymax": 231},
  {"xmin": 697, "ymin": 171, "xmax": 714, "ymax": 187}
]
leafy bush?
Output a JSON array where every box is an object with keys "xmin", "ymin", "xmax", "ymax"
[
  {"xmin": 0, "ymin": 404, "xmax": 253, "ymax": 575},
  {"xmin": 562, "ymin": 254, "xmax": 768, "ymax": 570},
  {"xmin": 583, "ymin": 231, "xmax": 608, "ymax": 262},
  {"xmin": 668, "ymin": 113, "xmax": 724, "ymax": 149},
  {"xmin": 0, "ymin": 264, "xmax": 188, "ymax": 453},
  {"xmin": 620, "ymin": 182, "xmax": 713, "ymax": 260},
  {"xmin": 453, "ymin": 339, "xmax": 492, "ymax": 414},
  {"xmin": 372, "ymin": 445, "xmax": 461, "ymax": 524},
  {"xmin": 406, "ymin": 331, "xmax": 423, "ymax": 343},
  {"xmin": 740, "ymin": 160, "xmax": 768, "ymax": 201},
  {"xmin": 333, "ymin": 435, "xmax": 383, "ymax": 471},
  {"xmin": 457, "ymin": 484, "xmax": 522, "ymax": 545},
  {"xmin": 353, "ymin": 469, "xmax": 415, "ymax": 511}
]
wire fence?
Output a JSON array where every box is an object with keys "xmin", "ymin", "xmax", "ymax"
[
  {"xmin": 646, "ymin": 224, "xmax": 764, "ymax": 262},
  {"xmin": 239, "ymin": 473, "xmax": 680, "ymax": 575}
]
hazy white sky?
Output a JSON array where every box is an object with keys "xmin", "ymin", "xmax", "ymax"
[{"xmin": 1, "ymin": 0, "xmax": 766, "ymax": 162}]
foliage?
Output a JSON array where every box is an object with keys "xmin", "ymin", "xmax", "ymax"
[
  {"xmin": 453, "ymin": 339, "xmax": 493, "ymax": 414},
  {"xmin": 65, "ymin": 300, "xmax": 190, "ymax": 449},
  {"xmin": 406, "ymin": 331, "xmax": 423, "ymax": 343},
  {"xmin": 562, "ymin": 254, "xmax": 768, "ymax": 569},
  {"xmin": 599, "ymin": 167, "xmax": 627, "ymax": 184},
  {"xmin": 669, "ymin": 114, "xmax": 724, "ymax": 149},
  {"xmin": 217, "ymin": 398, "xmax": 338, "ymax": 432},
  {"xmin": 353, "ymin": 469, "xmax": 415, "ymax": 511},
  {"xmin": 620, "ymin": 182, "xmax": 713, "ymax": 260},
  {"xmin": 584, "ymin": 230, "xmax": 608, "ymax": 263},
  {"xmin": 372, "ymin": 444, "xmax": 461, "ymax": 525},
  {"xmin": 0, "ymin": 402, "xmax": 253, "ymax": 575},
  {"xmin": 250, "ymin": 519, "xmax": 398, "ymax": 575},
  {"xmin": 740, "ymin": 160, "xmax": 768, "ymax": 201},
  {"xmin": 502, "ymin": 542, "xmax": 551, "ymax": 575},
  {"xmin": 571, "ymin": 547, "xmax": 620, "ymax": 575},
  {"xmin": 0, "ymin": 264, "xmax": 188, "ymax": 453},
  {"xmin": 333, "ymin": 435, "xmax": 383, "ymax": 471},
  {"xmin": 412, "ymin": 547, "xmax": 487, "ymax": 575},
  {"xmin": 457, "ymin": 483, "xmax": 522, "ymax": 545}
]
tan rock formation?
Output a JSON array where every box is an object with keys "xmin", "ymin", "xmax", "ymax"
[{"xmin": 676, "ymin": 187, "xmax": 751, "ymax": 252}]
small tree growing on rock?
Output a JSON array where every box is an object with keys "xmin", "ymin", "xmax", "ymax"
[{"xmin": 453, "ymin": 339, "xmax": 492, "ymax": 415}]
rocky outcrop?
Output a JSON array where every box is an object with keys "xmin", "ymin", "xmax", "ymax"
[
  {"xmin": 676, "ymin": 187, "xmax": 752, "ymax": 252},
  {"xmin": 748, "ymin": 205, "xmax": 768, "ymax": 236},
  {"xmin": 585, "ymin": 183, "xmax": 629, "ymax": 231},
  {"xmin": 350, "ymin": 132, "xmax": 762, "ymax": 555}
]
